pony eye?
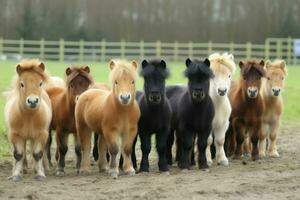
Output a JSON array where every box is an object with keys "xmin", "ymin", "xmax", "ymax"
[
  {"xmin": 115, "ymin": 81, "xmax": 118, "ymax": 85},
  {"xmin": 131, "ymin": 80, "xmax": 135, "ymax": 84},
  {"xmin": 20, "ymin": 82, "xmax": 24, "ymax": 88},
  {"xmin": 39, "ymin": 81, "xmax": 43, "ymax": 87},
  {"xmin": 281, "ymin": 77, "xmax": 284, "ymax": 80},
  {"xmin": 228, "ymin": 75, "xmax": 231, "ymax": 79},
  {"xmin": 267, "ymin": 77, "xmax": 270, "ymax": 80}
]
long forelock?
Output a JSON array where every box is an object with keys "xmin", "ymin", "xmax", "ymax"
[
  {"xmin": 110, "ymin": 65, "xmax": 137, "ymax": 85},
  {"xmin": 209, "ymin": 53, "xmax": 236, "ymax": 73},
  {"xmin": 184, "ymin": 60, "xmax": 214, "ymax": 79}
]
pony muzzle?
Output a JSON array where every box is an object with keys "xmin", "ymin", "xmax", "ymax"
[
  {"xmin": 26, "ymin": 95, "xmax": 40, "ymax": 109},
  {"xmin": 148, "ymin": 92, "xmax": 162, "ymax": 104},
  {"xmin": 119, "ymin": 93, "xmax": 132, "ymax": 105},
  {"xmin": 192, "ymin": 89, "xmax": 205, "ymax": 101},
  {"xmin": 247, "ymin": 87, "xmax": 258, "ymax": 98},
  {"xmin": 271, "ymin": 87, "xmax": 281, "ymax": 97},
  {"xmin": 217, "ymin": 88, "xmax": 227, "ymax": 96}
]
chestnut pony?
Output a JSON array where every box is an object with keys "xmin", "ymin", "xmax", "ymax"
[
  {"xmin": 46, "ymin": 66, "xmax": 94, "ymax": 176},
  {"xmin": 225, "ymin": 60, "xmax": 265, "ymax": 161},
  {"xmin": 75, "ymin": 60, "xmax": 140, "ymax": 179},
  {"xmin": 258, "ymin": 60, "xmax": 287, "ymax": 157},
  {"xmin": 4, "ymin": 59, "xmax": 52, "ymax": 181}
]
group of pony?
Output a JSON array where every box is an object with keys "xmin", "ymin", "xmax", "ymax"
[{"xmin": 4, "ymin": 53, "xmax": 287, "ymax": 181}]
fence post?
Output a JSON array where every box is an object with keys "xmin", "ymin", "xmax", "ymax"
[
  {"xmin": 0, "ymin": 37, "xmax": 3, "ymax": 55},
  {"xmin": 79, "ymin": 39, "xmax": 84, "ymax": 62},
  {"xmin": 229, "ymin": 42, "xmax": 234, "ymax": 54},
  {"xmin": 174, "ymin": 41, "xmax": 178, "ymax": 61},
  {"xmin": 156, "ymin": 40, "xmax": 161, "ymax": 58},
  {"xmin": 19, "ymin": 38, "xmax": 24, "ymax": 58},
  {"xmin": 246, "ymin": 42, "xmax": 252, "ymax": 59},
  {"xmin": 208, "ymin": 41, "xmax": 212, "ymax": 55},
  {"xmin": 188, "ymin": 41, "xmax": 193, "ymax": 59},
  {"xmin": 40, "ymin": 38, "xmax": 45, "ymax": 60},
  {"xmin": 265, "ymin": 38, "xmax": 270, "ymax": 60},
  {"xmin": 121, "ymin": 39, "xmax": 125, "ymax": 59},
  {"xmin": 276, "ymin": 39, "xmax": 282, "ymax": 58},
  {"xmin": 287, "ymin": 37, "xmax": 292, "ymax": 65},
  {"xmin": 59, "ymin": 39, "xmax": 64, "ymax": 62},
  {"xmin": 139, "ymin": 40, "xmax": 144, "ymax": 60},
  {"xmin": 101, "ymin": 39, "xmax": 106, "ymax": 62}
]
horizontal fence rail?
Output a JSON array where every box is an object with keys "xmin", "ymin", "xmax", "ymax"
[{"xmin": 0, "ymin": 37, "xmax": 298, "ymax": 64}]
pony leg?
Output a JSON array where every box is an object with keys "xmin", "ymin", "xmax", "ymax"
[
  {"xmin": 205, "ymin": 133, "xmax": 213, "ymax": 166},
  {"xmin": 131, "ymin": 136, "xmax": 138, "ymax": 170},
  {"xmin": 166, "ymin": 129, "xmax": 174, "ymax": 165},
  {"xmin": 243, "ymin": 136, "xmax": 251, "ymax": 158},
  {"xmin": 122, "ymin": 128, "xmax": 137, "ymax": 176},
  {"xmin": 179, "ymin": 130, "xmax": 193, "ymax": 170},
  {"xmin": 156, "ymin": 131, "xmax": 169, "ymax": 173},
  {"xmin": 233, "ymin": 119, "xmax": 245, "ymax": 160},
  {"xmin": 32, "ymin": 131, "xmax": 48, "ymax": 180},
  {"xmin": 45, "ymin": 127, "xmax": 52, "ymax": 167},
  {"xmin": 93, "ymin": 133, "xmax": 99, "ymax": 161},
  {"xmin": 190, "ymin": 135, "xmax": 196, "ymax": 166},
  {"xmin": 214, "ymin": 123, "xmax": 229, "ymax": 166},
  {"xmin": 55, "ymin": 130, "xmax": 69, "ymax": 176},
  {"xmin": 139, "ymin": 132, "xmax": 151, "ymax": 172},
  {"xmin": 98, "ymin": 134, "xmax": 108, "ymax": 172},
  {"xmin": 8, "ymin": 134, "xmax": 25, "ymax": 182},
  {"xmin": 78, "ymin": 127, "xmax": 92, "ymax": 174},
  {"xmin": 74, "ymin": 133, "xmax": 82, "ymax": 173},
  {"xmin": 197, "ymin": 127, "xmax": 211, "ymax": 170},
  {"xmin": 268, "ymin": 121, "xmax": 280, "ymax": 157}
]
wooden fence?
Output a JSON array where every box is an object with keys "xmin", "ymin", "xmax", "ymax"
[{"xmin": 0, "ymin": 37, "xmax": 298, "ymax": 64}]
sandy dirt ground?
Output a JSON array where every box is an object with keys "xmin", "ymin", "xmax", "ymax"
[{"xmin": 0, "ymin": 123, "xmax": 299, "ymax": 200}]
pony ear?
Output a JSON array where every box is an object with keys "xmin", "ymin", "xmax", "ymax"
[
  {"xmin": 160, "ymin": 60, "xmax": 166, "ymax": 69},
  {"xmin": 265, "ymin": 60, "xmax": 271, "ymax": 68},
  {"xmin": 280, "ymin": 60, "xmax": 286, "ymax": 70},
  {"xmin": 16, "ymin": 64, "xmax": 22, "ymax": 75},
  {"xmin": 38, "ymin": 62, "xmax": 45, "ymax": 71},
  {"xmin": 109, "ymin": 60, "xmax": 116, "ymax": 70},
  {"xmin": 185, "ymin": 58, "xmax": 192, "ymax": 68},
  {"xmin": 83, "ymin": 66, "xmax": 90, "ymax": 73},
  {"xmin": 204, "ymin": 58, "xmax": 210, "ymax": 67},
  {"xmin": 132, "ymin": 60, "xmax": 138, "ymax": 69},
  {"xmin": 141, "ymin": 60, "xmax": 148, "ymax": 69},
  {"xmin": 259, "ymin": 60, "xmax": 265, "ymax": 66},
  {"xmin": 239, "ymin": 61, "xmax": 245, "ymax": 69},
  {"xmin": 66, "ymin": 67, "xmax": 72, "ymax": 76},
  {"xmin": 228, "ymin": 54, "xmax": 234, "ymax": 61}
]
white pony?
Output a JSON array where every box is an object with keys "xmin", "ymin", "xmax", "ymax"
[{"xmin": 206, "ymin": 53, "xmax": 236, "ymax": 166}]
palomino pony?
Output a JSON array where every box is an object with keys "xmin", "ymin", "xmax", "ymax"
[
  {"xmin": 75, "ymin": 60, "xmax": 140, "ymax": 179},
  {"xmin": 205, "ymin": 53, "xmax": 236, "ymax": 166},
  {"xmin": 46, "ymin": 66, "xmax": 94, "ymax": 176},
  {"xmin": 132, "ymin": 59, "xmax": 172, "ymax": 173},
  {"xmin": 225, "ymin": 60, "xmax": 265, "ymax": 161},
  {"xmin": 4, "ymin": 59, "xmax": 52, "ymax": 181},
  {"xmin": 258, "ymin": 60, "xmax": 287, "ymax": 157},
  {"xmin": 166, "ymin": 58, "xmax": 214, "ymax": 170}
]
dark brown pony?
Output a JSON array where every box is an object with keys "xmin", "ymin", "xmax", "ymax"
[
  {"xmin": 225, "ymin": 60, "xmax": 265, "ymax": 161},
  {"xmin": 46, "ymin": 66, "xmax": 94, "ymax": 176}
]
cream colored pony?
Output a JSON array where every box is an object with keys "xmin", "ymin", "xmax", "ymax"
[
  {"xmin": 259, "ymin": 60, "xmax": 287, "ymax": 157},
  {"xmin": 4, "ymin": 59, "xmax": 52, "ymax": 181},
  {"xmin": 75, "ymin": 60, "xmax": 140, "ymax": 179},
  {"xmin": 206, "ymin": 53, "xmax": 236, "ymax": 166}
]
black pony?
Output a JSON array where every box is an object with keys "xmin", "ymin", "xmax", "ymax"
[
  {"xmin": 166, "ymin": 58, "xmax": 214, "ymax": 170},
  {"xmin": 131, "ymin": 59, "xmax": 172, "ymax": 173}
]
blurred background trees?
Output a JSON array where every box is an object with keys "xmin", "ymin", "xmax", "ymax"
[{"xmin": 0, "ymin": 0, "xmax": 299, "ymax": 42}]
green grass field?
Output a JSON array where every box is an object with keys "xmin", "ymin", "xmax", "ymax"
[{"xmin": 0, "ymin": 60, "xmax": 299, "ymax": 158}]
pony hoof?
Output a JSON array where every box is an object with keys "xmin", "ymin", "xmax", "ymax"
[
  {"xmin": 201, "ymin": 168, "xmax": 210, "ymax": 172},
  {"xmin": 251, "ymin": 155, "xmax": 259, "ymax": 161},
  {"xmin": 242, "ymin": 152, "xmax": 251, "ymax": 158},
  {"xmin": 269, "ymin": 151, "xmax": 280, "ymax": 158},
  {"xmin": 218, "ymin": 160, "xmax": 229, "ymax": 166},
  {"xmin": 125, "ymin": 169, "xmax": 135, "ymax": 176},
  {"xmin": 99, "ymin": 167, "xmax": 109, "ymax": 173},
  {"xmin": 79, "ymin": 170, "xmax": 90, "ymax": 176},
  {"xmin": 233, "ymin": 155, "xmax": 242, "ymax": 160},
  {"xmin": 160, "ymin": 171, "xmax": 170, "ymax": 176},
  {"xmin": 110, "ymin": 172, "xmax": 118, "ymax": 179},
  {"xmin": 8, "ymin": 175, "xmax": 22, "ymax": 182},
  {"xmin": 35, "ymin": 175, "xmax": 46, "ymax": 181},
  {"xmin": 207, "ymin": 160, "xmax": 213, "ymax": 167},
  {"xmin": 181, "ymin": 169, "xmax": 189, "ymax": 173},
  {"xmin": 56, "ymin": 170, "xmax": 65, "ymax": 176}
]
